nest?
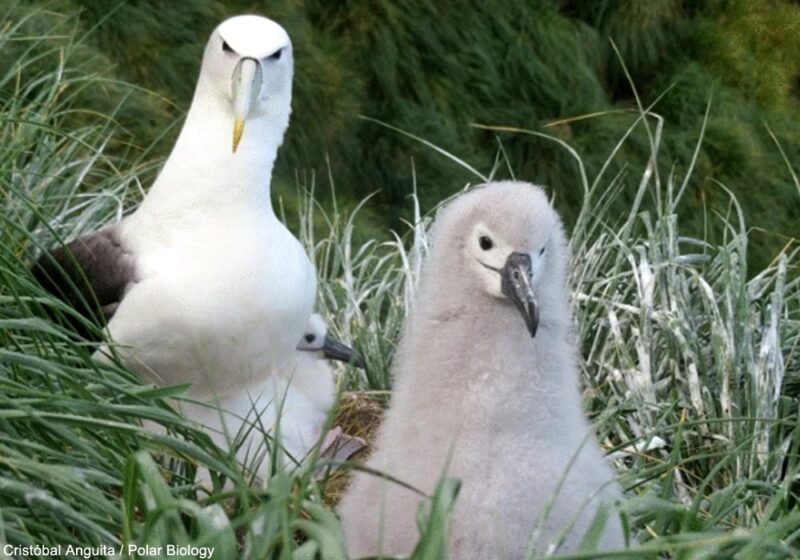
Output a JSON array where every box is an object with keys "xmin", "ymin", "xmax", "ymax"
[{"xmin": 321, "ymin": 391, "xmax": 387, "ymax": 506}]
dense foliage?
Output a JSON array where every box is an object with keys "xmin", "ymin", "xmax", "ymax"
[
  {"xmin": 1, "ymin": 2, "xmax": 800, "ymax": 557},
  {"xmin": 3, "ymin": 0, "xmax": 799, "ymax": 267}
]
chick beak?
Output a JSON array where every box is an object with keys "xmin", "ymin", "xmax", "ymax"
[
  {"xmin": 231, "ymin": 57, "xmax": 262, "ymax": 153},
  {"xmin": 322, "ymin": 336, "xmax": 366, "ymax": 368},
  {"xmin": 501, "ymin": 252, "xmax": 539, "ymax": 338}
]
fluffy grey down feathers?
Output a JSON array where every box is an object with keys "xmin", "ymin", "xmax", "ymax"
[{"xmin": 337, "ymin": 181, "xmax": 626, "ymax": 558}]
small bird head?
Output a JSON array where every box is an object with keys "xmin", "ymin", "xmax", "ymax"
[
  {"xmin": 297, "ymin": 314, "xmax": 365, "ymax": 367},
  {"xmin": 201, "ymin": 15, "xmax": 293, "ymax": 153},
  {"xmin": 427, "ymin": 182, "xmax": 568, "ymax": 338}
]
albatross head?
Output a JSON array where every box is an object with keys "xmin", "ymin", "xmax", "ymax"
[
  {"xmin": 296, "ymin": 314, "xmax": 365, "ymax": 367},
  {"xmin": 200, "ymin": 15, "xmax": 293, "ymax": 153},
  {"xmin": 427, "ymin": 182, "xmax": 569, "ymax": 338}
]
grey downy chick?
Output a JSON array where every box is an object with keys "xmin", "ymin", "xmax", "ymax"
[{"xmin": 338, "ymin": 181, "xmax": 626, "ymax": 558}]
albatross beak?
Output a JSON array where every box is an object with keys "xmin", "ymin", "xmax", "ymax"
[
  {"xmin": 501, "ymin": 252, "xmax": 539, "ymax": 338},
  {"xmin": 322, "ymin": 336, "xmax": 366, "ymax": 368},
  {"xmin": 231, "ymin": 57, "xmax": 262, "ymax": 153}
]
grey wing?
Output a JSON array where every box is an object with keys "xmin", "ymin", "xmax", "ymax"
[{"xmin": 32, "ymin": 226, "xmax": 137, "ymax": 337}]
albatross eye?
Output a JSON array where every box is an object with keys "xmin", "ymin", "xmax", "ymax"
[
  {"xmin": 222, "ymin": 40, "xmax": 233, "ymax": 53},
  {"xmin": 304, "ymin": 333, "xmax": 315, "ymax": 343},
  {"xmin": 268, "ymin": 48, "xmax": 283, "ymax": 61},
  {"xmin": 479, "ymin": 236, "xmax": 494, "ymax": 251}
]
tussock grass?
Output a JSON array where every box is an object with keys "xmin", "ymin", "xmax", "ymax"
[{"xmin": 1, "ymin": 11, "xmax": 799, "ymax": 560}]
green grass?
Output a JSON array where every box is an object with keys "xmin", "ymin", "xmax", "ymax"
[
  {"xmin": 8, "ymin": 0, "xmax": 800, "ymax": 269},
  {"xmin": 1, "ymin": 8, "xmax": 800, "ymax": 560}
]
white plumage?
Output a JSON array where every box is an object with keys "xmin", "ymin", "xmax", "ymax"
[
  {"xmin": 338, "ymin": 182, "xmax": 626, "ymax": 557},
  {"xmin": 182, "ymin": 313, "xmax": 343, "ymax": 474}
]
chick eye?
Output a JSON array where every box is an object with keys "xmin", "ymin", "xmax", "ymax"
[
  {"xmin": 268, "ymin": 48, "xmax": 283, "ymax": 61},
  {"xmin": 222, "ymin": 40, "xmax": 233, "ymax": 53},
  {"xmin": 478, "ymin": 236, "xmax": 494, "ymax": 251},
  {"xmin": 539, "ymin": 246, "xmax": 546, "ymax": 256},
  {"xmin": 304, "ymin": 334, "xmax": 315, "ymax": 343}
]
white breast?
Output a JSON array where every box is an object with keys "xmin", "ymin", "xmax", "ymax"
[
  {"xmin": 179, "ymin": 352, "xmax": 336, "ymax": 472},
  {"xmin": 106, "ymin": 209, "xmax": 316, "ymax": 396}
]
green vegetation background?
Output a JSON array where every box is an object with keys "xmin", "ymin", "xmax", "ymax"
[
  {"xmin": 5, "ymin": 0, "xmax": 799, "ymax": 269},
  {"xmin": 2, "ymin": 2, "xmax": 800, "ymax": 554}
]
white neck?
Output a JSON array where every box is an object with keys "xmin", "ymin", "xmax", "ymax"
[{"xmin": 137, "ymin": 73, "xmax": 290, "ymax": 218}]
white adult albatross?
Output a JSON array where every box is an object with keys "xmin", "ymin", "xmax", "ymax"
[{"xmin": 34, "ymin": 16, "xmax": 320, "ymax": 434}]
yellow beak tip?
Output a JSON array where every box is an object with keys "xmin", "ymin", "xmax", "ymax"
[{"xmin": 232, "ymin": 119, "xmax": 245, "ymax": 153}]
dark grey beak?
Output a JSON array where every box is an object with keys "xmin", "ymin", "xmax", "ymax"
[
  {"xmin": 323, "ymin": 336, "xmax": 366, "ymax": 368},
  {"xmin": 501, "ymin": 252, "xmax": 539, "ymax": 337}
]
